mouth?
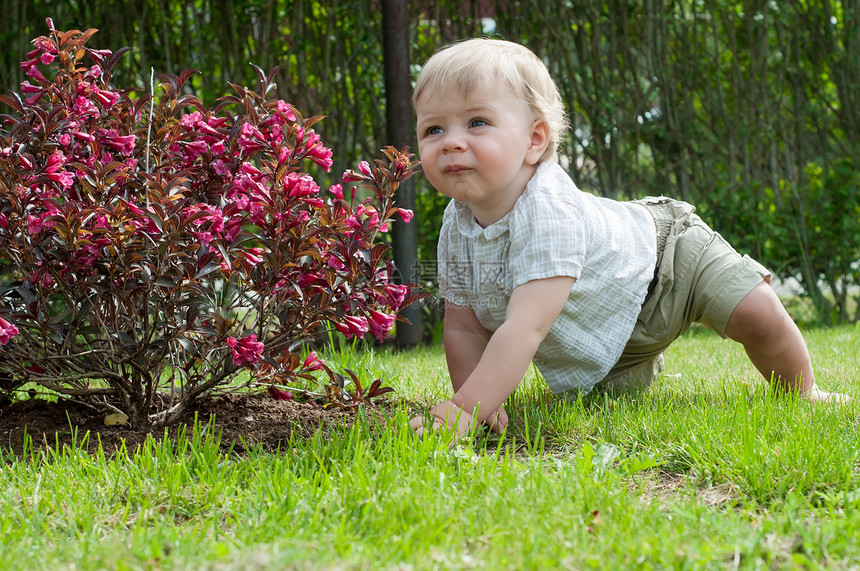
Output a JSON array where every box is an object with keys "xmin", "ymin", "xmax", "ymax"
[{"xmin": 442, "ymin": 164, "xmax": 470, "ymax": 174}]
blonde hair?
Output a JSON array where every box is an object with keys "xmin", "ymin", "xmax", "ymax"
[{"xmin": 412, "ymin": 38, "xmax": 568, "ymax": 163}]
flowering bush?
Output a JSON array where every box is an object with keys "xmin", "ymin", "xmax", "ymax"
[{"xmin": 0, "ymin": 22, "xmax": 420, "ymax": 427}]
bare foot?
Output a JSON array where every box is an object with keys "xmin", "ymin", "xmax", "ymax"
[{"xmin": 802, "ymin": 384, "xmax": 850, "ymax": 404}]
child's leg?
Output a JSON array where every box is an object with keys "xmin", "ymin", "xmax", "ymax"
[
  {"xmin": 629, "ymin": 200, "xmax": 845, "ymax": 402},
  {"xmin": 724, "ymin": 281, "xmax": 813, "ymax": 392}
]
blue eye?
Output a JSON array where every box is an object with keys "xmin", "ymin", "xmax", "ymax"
[
  {"xmin": 470, "ymin": 119, "xmax": 487, "ymax": 128},
  {"xmin": 426, "ymin": 126, "xmax": 443, "ymax": 135}
]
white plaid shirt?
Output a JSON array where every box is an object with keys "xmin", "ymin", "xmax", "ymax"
[{"xmin": 438, "ymin": 161, "xmax": 657, "ymax": 395}]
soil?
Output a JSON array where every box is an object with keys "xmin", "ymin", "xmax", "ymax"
[{"xmin": 0, "ymin": 392, "xmax": 392, "ymax": 458}]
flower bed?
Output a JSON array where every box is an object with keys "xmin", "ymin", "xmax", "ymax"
[{"xmin": 0, "ymin": 21, "xmax": 420, "ymax": 427}]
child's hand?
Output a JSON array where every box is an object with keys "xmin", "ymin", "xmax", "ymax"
[
  {"xmin": 409, "ymin": 400, "xmax": 476, "ymax": 437},
  {"xmin": 485, "ymin": 406, "xmax": 509, "ymax": 434}
]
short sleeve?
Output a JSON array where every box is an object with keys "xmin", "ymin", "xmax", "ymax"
[{"xmin": 508, "ymin": 187, "xmax": 586, "ymax": 290}]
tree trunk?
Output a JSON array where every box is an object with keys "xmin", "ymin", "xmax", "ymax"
[{"xmin": 382, "ymin": 0, "xmax": 422, "ymax": 347}]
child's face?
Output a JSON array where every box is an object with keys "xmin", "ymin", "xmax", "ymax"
[{"xmin": 415, "ymin": 81, "xmax": 547, "ymax": 225}]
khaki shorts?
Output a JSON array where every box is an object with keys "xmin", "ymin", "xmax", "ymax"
[{"xmin": 595, "ymin": 196, "xmax": 771, "ymax": 393}]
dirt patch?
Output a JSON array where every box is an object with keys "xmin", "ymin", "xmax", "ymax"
[
  {"xmin": 0, "ymin": 392, "xmax": 394, "ymax": 458},
  {"xmin": 631, "ymin": 471, "xmax": 740, "ymax": 508}
]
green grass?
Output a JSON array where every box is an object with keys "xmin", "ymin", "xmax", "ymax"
[{"xmin": 3, "ymin": 324, "xmax": 860, "ymax": 569}]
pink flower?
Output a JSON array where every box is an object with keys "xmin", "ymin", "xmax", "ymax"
[
  {"xmin": 358, "ymin": 161, "xmax": 372, "ymax": 176},
  {"xmin": 18, "ymin": 154, "xmax": 34, "ymax": 170},
  {"xmin": 73, "ymin": 96, "xmax": 99, "ymax": 118},
  {"xmin": 24, "ymin": 92, "xmax": 44, "ymax": 106},
  {"xmin": 232, "ymin": 173, "xmax": 268, "ymax": 198},
  {"xmin": 126, "ymin": 202, "xmax": 160, "ymax": 234},
  {"xmin": 301, "ymin": 198, "xmax": 324, "ymax": 208},
  {"xmin": 86, "ymin": 49, "xmax": 113, "ymax": 62},
  {"xmin": 222, "ymin": 218, "xmax": 243, "ymax": 242},
  {"xmin": 207, "ymin": 116, "xmax": 229, "ymax": 129},
  {"xmin": 345, "ymin": 214, "xmax": 361, "ymax": 233},
  {"xmin": 297, "ymin": 271, "xmax": 325, "ymax": 289},
  {"xmin": 307, "ymin": 144, "xmax": 333, "ymax": 172},
  {"xmin": 362, "ymin": 207, "xmax": 380, "ymax": 228},
  {"xmin": 285, "ymin": 172, "xmax": 319, "ymax": 198},
  {"xmin": 379, "ymin": 283, "xmax": 408, "ymax": 309},
  {"xmin": 329, "ymin": 184, "xmax": 344, "ymax": 200},
  {"xmin": 342, "ymin": 169, "xmax": 363, "ymax": 183},
  {"xmin": 43, "ymin": 150, "xmax": 66, "ymax": 173},
  {"xmin": 268, "ymin": 386, "xmax": 293, "ymax": 401},
  {"xmin": 268, "ymin": 123, "xmax": 285, "ymax": 146},
  {"xmin": 398, "ymin": 209, "xmax": 414, "ymax": 223},
  {"xmin": 26, "ymin": 66, "xmax": 47, "ymax": 83},
  {"xmin": 93, "ymin": 89, "xmax": 119, "ymax": 108},
  {"xmin": 184, "ymin": 204, "xmax": 224, "ymax": 244},
  {"xmin": 72, "ymin": 130, "xmax": 95, "ymax": 142},
  {"xmin": 180, "ymin": 111, "xmax": 203, "ymax": 129},
  {"xmin": 28, "ymin": 268, "xmax": 54, "ymax": 287},
  {"xmin": 248, "ymin": 201, "xmax": 265, "ymax": 225},
  {"xmin": 278, "ymin": 146, "xmax": 292, "ymax": 164},
  {"xmin": 40, "ymin": 52, "xmax": 55, "ymax": 65},
  {"xmin": 213, "ymin": 159, "xmax": 231, "ymax": 177},
  {"xmin": 19, "ymin": 81, "xmax": 42, "ymax": 94},
  {"xmin": 92, "ymin": 214, "xmax": 109, "ymax": 230},
  {"xmin": 240, "ymin": 162, "xmax": 264, "ymax": 179},
  {"xmin": 326, "ymin": 256, "xmax": 346, "ymax": 271},
  {"xmin": 238, "ymin": 122, "xmax": 265, "ymax": 154},
  {"xmin": 333, "ymin": 315, "xmax": 369, "ymax": 339},
  {"xmin": 97, "ymin": 129, "xmax": 135, "ymax": 156},
  {"xmin": 276, "ymin": 100, "xmax": 297, "ymax": 121},
  {"xmin": 181, "ymin": 140, "xmax": 209, "ymax": 162},
  {"xmin": 52, "ymin": 170, "xmax": 75, "ymax": 189},
  {"xmin": 242, "ymin": 247, "xmax": 265, "ymax": 265},
  {"xmin": 367, "ymin": 310, "xmax": 395, "ymax": 341},
  {"xmin": 192, "ymin": 231, "xmax": 216, "ymax": 245},
  {"xmin": 0, "ymin": 317, "xmax": 19, "ymax": 346},
  {"xmin": 27, "ymin": 210, "xmax": 58, "ymax": 235},
  {"xmin": 42, "ymin": 151, "xmax": 75, "ymax": 189},
  {"xmin": 20, "ymin": 57, "xmax": 39, "ymax": 72},
  {"xmin": 302, "ymin": 351, "xmax": 325, "ymax": 371},
  {"xmin": 226, "ymin": 334, "xmax": 265, "ymax": 366}
]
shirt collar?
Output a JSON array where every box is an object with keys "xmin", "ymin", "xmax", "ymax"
[
  {"xmin": 452, "ymin": 200, "xmax": 509, "ymax": 240},
  {"xmin": 451, "ymin": 161, "xmax": 554, "ymax": 241}
]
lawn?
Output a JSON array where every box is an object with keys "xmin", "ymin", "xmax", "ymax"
[{"xmin": 2, "ymin": 324, "xmax": 860, "ymax": 569}]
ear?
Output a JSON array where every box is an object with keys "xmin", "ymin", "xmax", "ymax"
[{"xmin": 525, "ymin": 120, "xmax": 550, "ymax": 165}]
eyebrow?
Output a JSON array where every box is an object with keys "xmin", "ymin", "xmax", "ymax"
[{"xmin": 418, "ymin": 101, "xmax": 499, "ymax": 118}]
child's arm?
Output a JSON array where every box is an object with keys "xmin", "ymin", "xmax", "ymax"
[
  {"xmin": 443, "ymin": 301, "xmax": 492, "ymax": 392},
  {"xmin": 412, "ymin": 276, "xmax": 575, "ymax": 435},
  {"xmin": 442, "ymin": 302, "xmax": 509, "ymax": 431}
]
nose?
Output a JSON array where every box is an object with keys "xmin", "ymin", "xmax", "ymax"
[{"xmin": 441, "ymin": 130, "xmax": 466, "ymax": 153}]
